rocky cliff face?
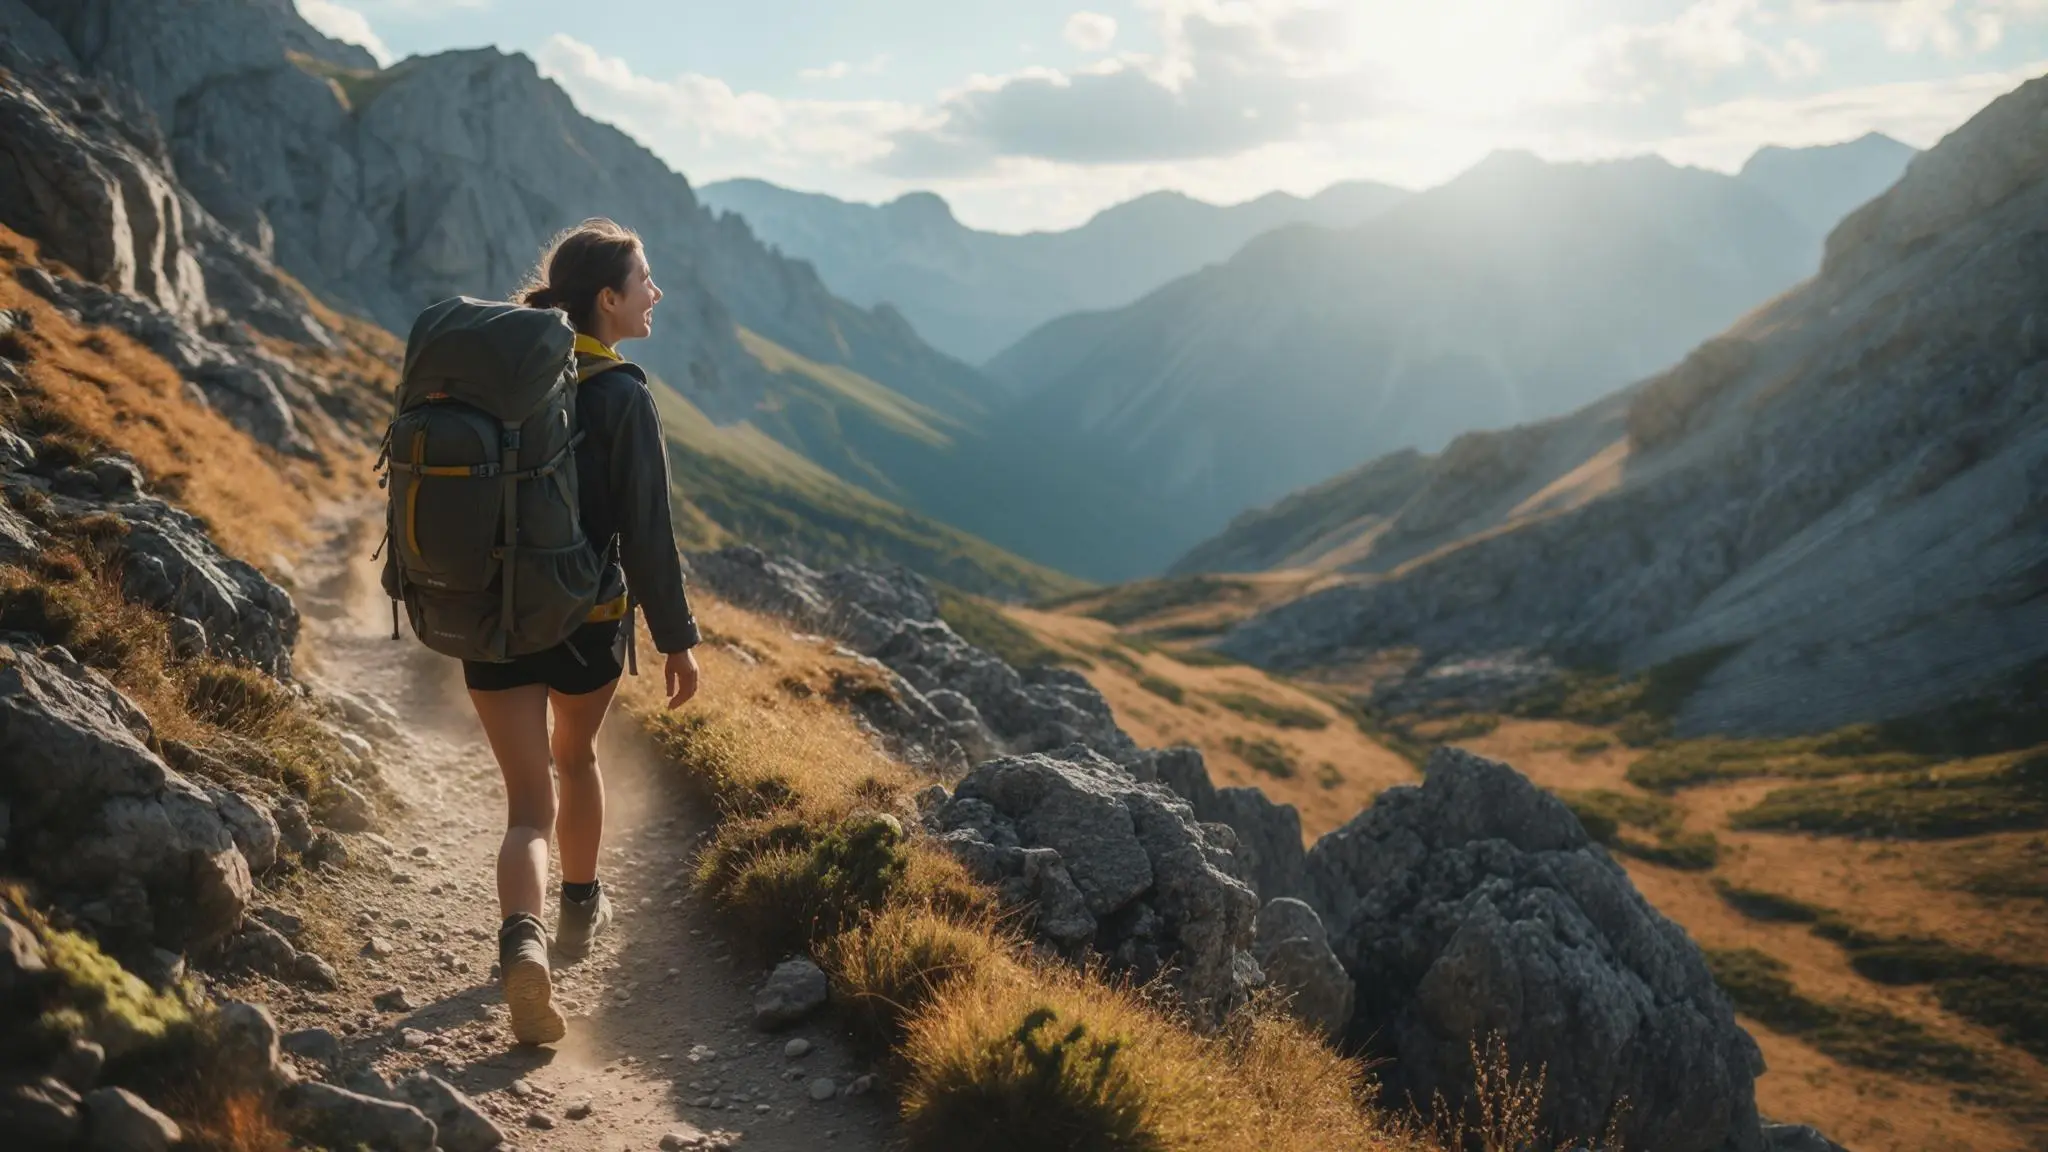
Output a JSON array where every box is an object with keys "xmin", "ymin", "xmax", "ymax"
[
  {"xmin": 1212, "ymin": 72, "xmax": 2048, "ymax": 738},
  {"xmin": 13, "ymin": 0, "xmax": 989, "ymax": 429}
]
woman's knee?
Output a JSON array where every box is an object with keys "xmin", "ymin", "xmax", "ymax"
[
  {"xmin": 504, "ymin": 778, "xmax": 558, "ymax": 831},
  {"xmin": 554, "ymin": 740, "xmax": 601, "ymax": 782}
]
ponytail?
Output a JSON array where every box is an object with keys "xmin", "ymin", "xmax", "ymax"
[{"xmin": 517, "ymin": 218, "xmax": 643, "ymax": 334}]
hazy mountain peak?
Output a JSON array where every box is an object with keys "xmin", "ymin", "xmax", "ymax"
[{"xmin": 881, "ymin": 190, "xmax": 959, "ymax": 228}]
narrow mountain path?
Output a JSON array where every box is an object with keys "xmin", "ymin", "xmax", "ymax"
[{"xmin": 263, "ymin": 511, "xmax": 891, "ymax": 1151}]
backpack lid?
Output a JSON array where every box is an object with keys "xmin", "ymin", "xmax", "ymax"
[{"xmin": 401, "ymin": 298, "xmax": 577, "ymax": 423}]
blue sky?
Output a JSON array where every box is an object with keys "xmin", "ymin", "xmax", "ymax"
[{"xmin": 299, "ymin": 0, "xmax": 2048, "ymax": 231}]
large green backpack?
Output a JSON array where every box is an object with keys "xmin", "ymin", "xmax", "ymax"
[{"xmin": 378, "ymin": 298, "xmax": 602, "ymax": 662}]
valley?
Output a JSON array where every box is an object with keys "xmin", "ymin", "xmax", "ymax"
[{"xmin": 969, "ymin": 583, "xmax": 2048, "ymax": 1152}]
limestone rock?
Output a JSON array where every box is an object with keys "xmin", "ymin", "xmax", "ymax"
[
  {"xmin": 213, "ymin": 1000, "xmax": 283, "ymax": 1088},
  {"xmin": 394, "ymin": 1073, "xmax": 506, "ymax": 1152},
  {"xmin": 0, "ymin": 1076, "xmax": 82, "ymax": 1149},
  {"xmin": 280, "ymin": 1081, "xmax": 437, "ymax": 1152},
  {"xmin": 1305, "ymin": 747, "xmax": 1764, "ymax": 1152},
  {"xmin": 1252, "ymin": 898, "xmax": 1353, "ymax": 1040},
  {"xmin": 0, "ymin": 641, "xmax": 252, "ymax": 952},
  {"xmin": 753, "ymin": 959, "xmax": 829, "ymax": 1030},
  {"xmin": 207, "ymin": 787, "xmax": 279, "ymax": 875},
  {"xmin": 79, "ymin": 1087, "xmax": 180, "ymax": 1152},
  {"xmin": 931, "ymin": 747, "xmax": 1260, "ymax": 1022},
  {"xmin": 1142, "ymin": 746, "xmax": 1305, "ymax": 902},
  {"xmin": 1762, "ymin": 1122, "xmax": 1850, "ymax": 1152}
]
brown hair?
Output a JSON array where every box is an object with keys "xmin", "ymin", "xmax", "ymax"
[{"xmin": 518, "ymin": 217, "xmax": 644, "ymax": 334}]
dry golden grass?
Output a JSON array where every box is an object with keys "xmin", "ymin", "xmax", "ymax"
[{"xmin": 626, "ymin": 597, "xmax": 1424, "ymax": 1152}]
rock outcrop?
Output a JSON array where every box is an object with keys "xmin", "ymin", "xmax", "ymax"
[
  {"xmin": 692, "ymin": 546, "xmax": 1135, "ymax": 765},
  {"xmin": 1306, "ymin": 747, "xmax": 1764, "ymax": 1152},
  {"xmin": 0, "ymin": 44, "xmax": 380, "ymax": 459},
  {"xmin": 0, "ymin": 640, "xmax": 254, "ymax": 955},
  {"xmin": 927, "ymin": 747, "xmax": 1262, "ymax": 1022}
]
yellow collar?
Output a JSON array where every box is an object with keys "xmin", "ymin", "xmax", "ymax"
[{"xmin": 573, "ymin": 333, "xmax": 620, "ymax": 362}]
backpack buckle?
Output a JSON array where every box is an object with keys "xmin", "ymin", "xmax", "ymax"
[{"xmin": 501, "ymin": 429, "xmax": 522, "ymax": 451}]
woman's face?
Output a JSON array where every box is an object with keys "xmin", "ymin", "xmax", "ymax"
[{"xmin": 598, "ymin": 250, "xmax": 662, "ymax": 342}]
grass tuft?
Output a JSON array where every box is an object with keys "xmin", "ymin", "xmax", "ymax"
[{"xmin": 827, "ymin": 904, "xmax": 1006, "ymax": 1046}]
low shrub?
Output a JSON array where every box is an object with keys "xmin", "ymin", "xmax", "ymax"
[
  {"xmin": 1626, "ymin": 735, "xmax": 1932, "ymax": 793},
  {"xmin": 1712, "ymin": 881, "xmax": 1822, "ymax": 923},
  {"xmin": 1730, "ymin": 750, "xmax": 2048, "ymax": 838},
  {"xmin": 1705, "ymin": 948, "xmax": 1994, "ymax": 1082},
  {"xmin": 1137, "ymin": 675, "xmax": 1186, "ymax": 704},
  {"xmin": 1513, "ymin": 647, "xmax": 1742, "ymax": 747},
  {"xmin": 1226, "ymin": 735, "xmax": 1298, "ymax": 780},
  {"xmin": 1208, "ymin": 692, "xmax": 1329, "ymax": 731},
  {"xmin": 1560, "ymin": 789, "xmax": 1716, "ymax": 869}
]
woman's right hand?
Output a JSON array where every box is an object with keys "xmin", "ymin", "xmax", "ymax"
[{"xmin": 664, "ymin": 648, "xmax": 700, "ymax": 709}]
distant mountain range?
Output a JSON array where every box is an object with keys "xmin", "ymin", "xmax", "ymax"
[
  {"xmin": 1193, "ymin": 84, "xmax": 2048, "ymax": 737},
  {"xmin": 930, "ymin": 142, "xmax": 1913, "ymax": 581},
  {"xmin": 696, "ymin": 179, "xmax": 1411, "ymax": 364}
]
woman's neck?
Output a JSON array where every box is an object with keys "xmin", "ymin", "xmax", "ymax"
[{"xmin": 584, "ymin": 317, "xmax": 628, "ymax": 350}]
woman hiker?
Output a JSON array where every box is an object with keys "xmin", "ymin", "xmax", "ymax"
[{"xmin": 470, "ymin": 218, "xmax": 702, "ymax": 1044}]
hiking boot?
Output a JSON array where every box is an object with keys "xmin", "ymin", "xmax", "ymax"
[
  {"xmin": 498, "ymin": 913, "xmax": 566, "ymax": 1045},
  {"xmin": 554, "ymin": 884, "xmax": 613, "ymax": 963}
]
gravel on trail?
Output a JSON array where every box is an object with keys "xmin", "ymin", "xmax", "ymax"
[{"xmin": 228, "ymin": 517, "xmax": 891, "ymax": 1152}]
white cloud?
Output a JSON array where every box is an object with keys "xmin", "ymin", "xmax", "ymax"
[
  {"xmin": 1654, "ymin": 58, "xmax": 2047, "ymax": 167},
  {"xmin": 1063, "ymin": 11, "xmax": 1120, "ymax": 53},
  {"xmin": 882, "ymin": 0, "xmax": 1376, "ymax": 175},
  {"xmin": 296, "ymin": 0, "xmax": 394, "ymax": 66},
  {"xmin": 1792, "ymin": 0, "xmax": 2048, "ymax": 56},
  {"xmin": 799, "ymin": 55, "xmax": 890, "ymax": 82},
  {"xmin": 537, "ymin": 36, "xmax": 930, "ymax": 182}
]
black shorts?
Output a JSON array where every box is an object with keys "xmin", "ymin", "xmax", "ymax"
[{"xmin": 462, "ymin": 619, "xmax": 625, "ymax": 696}]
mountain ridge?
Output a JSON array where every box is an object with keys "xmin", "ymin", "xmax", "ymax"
[
  {"xmin": 945, "ymin": 149, "xmax": 1855, "ymax": 582},
  {"xmin": 1200, "ymin": 74, "xmax": 2048, "ymax": 738},
  {"xmin": 697, "ymin": 175, "xmax": 1411, "ymax": 364}
]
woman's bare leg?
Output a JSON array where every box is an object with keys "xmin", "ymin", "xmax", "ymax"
[
  {"xmin": 549, "ymin": 679, "xmax": 619, "ymax": 887},
  {"xmin": 468, "ymin": 684, "xmax": 555, "ymax": 918}
]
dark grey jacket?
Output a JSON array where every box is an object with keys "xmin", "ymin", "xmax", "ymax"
[{"xmin": 577, "ymin": 364, "xmax": 700, "ymax": 653}]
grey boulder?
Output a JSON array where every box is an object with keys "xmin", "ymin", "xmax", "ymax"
[
  {"xmin": 1252, "ymin": 898, "xmax": 1353, "ymax": 1040},
  {"xmin": 1305, "ymin": 747, "xmax": 1765, "ymax": 1152},
  {"xmin": 931, "ymin": 746, "xmax": 1260, "ymax": 1023},
  {"xmin": 394, "ymin": 1073, "xmax": 506, "ymax": 1152},
  {"xmin": 753, "ymin": 958, "xmax": 829, "ymax": 1030},
  {"xmin": 0, "ymin": 641, "xmax": 252, "ymax": 953},
  {"xmin": 80, "ymin": 1087, "xmax": 181, "ymax": 1152},
  {"xmin": 280, "ymin": 1081, "xmax": 436, "ymax": 1152}
]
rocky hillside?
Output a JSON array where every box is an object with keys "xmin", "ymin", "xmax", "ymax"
[
  {"xmin": 1207, "ymin": 71, "xmax": 2048, "ymax": 739},
  {"xmin": 948, "ymin": 149, "xmax": 1877, "ymax": 582},
  {"xmin": 698, "ymin": 180, "xmax": 1409, "ymax": 365},
  {"xmin": 0, "ymin": 0, "xmax": 1086, "ymax": 598},
  {"xmin": 12, "ymin": 0, "xmax": 987, "ymax": 427}
]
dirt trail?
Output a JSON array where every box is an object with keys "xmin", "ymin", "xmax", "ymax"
[{"xmin": 263, "ymin": 513, "xmax": 890, "ymax": 1151}]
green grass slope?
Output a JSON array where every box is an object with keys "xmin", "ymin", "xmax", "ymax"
[{"xmin": 650, "ymin": 384, "xmax": 1080, "ymax": 600}]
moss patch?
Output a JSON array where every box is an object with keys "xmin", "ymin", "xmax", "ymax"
[{"xmin": 1207, "ymin": 692, "xmax": 1329, "ymax": 731}]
